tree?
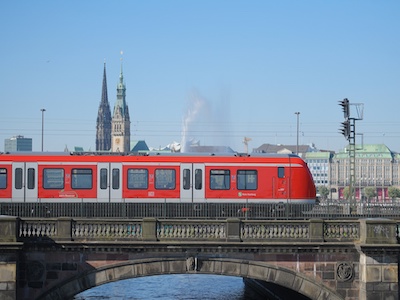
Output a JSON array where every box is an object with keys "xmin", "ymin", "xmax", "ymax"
[
  {"xmin": 388, "ymin": 186, "xmax": 400, "ymax": 201},
  {"xmin": 343, "ymin": 186, "xmax": 354, "ymax": 200},
  {"xmin": 318, "ymin": 186, "xmax": 330, "ymax": 202},
  {"xmin": 364, "ymin": 187, "xmax": 377, "ymax": 202}
]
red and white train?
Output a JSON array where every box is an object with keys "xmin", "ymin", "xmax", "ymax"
[{"xmin": 0, "ymin": 152, "xmax": 316, "ymax": 204}]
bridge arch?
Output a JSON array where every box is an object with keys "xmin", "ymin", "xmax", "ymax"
[{"xmin": 37, "ymin": 257, "xmax": 343, "ymax": 300}]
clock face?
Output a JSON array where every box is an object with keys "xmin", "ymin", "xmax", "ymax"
[{"xmin": 115, "ymin": 138, "xmax": 120, "ymax": 144}]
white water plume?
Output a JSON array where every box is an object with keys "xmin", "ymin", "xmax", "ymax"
[{"xmin": 180, "ymin": 88, "xmax": 231, "ymax": 153}]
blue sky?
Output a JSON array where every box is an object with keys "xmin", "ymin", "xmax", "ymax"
[{"xmin": 1, "ymin": 1, "xmax": 399, "ymax": 153}]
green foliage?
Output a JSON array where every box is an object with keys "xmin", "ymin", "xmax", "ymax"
[
  {"xmin": 343, "ymin": 186, "xmax": 354, "ymax": 200},
  {"xmin": 364, "ymin": 187, "xmax": 377, "ymax": 201},
  {"xmin": 317, "ymin": 186, "xmax": 330, "ymax": 201},
  {"xmin": 388, "ymin": 186, "xmax": 400, "ymax": 200}
]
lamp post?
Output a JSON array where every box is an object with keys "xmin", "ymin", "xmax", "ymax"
[
  {"xmin": 295, "ymin": 112, "xmax": 300, "ymax": 155},
  {"xmin": 41, "ymin": 109, "xmax": 46, "ymax": 151}
]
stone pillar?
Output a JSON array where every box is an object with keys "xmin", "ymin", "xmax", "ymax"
[
  {"xmin": 358, "ymin": 219, "xmax": 399, "ymax": 300},
  {"xmin": 56, "ymin": 217, "xmax": 73, "ymax": 241},
  {"xmin": 0, "ymin": 216, "xmax": 19, "ymax": 242},
  {"xmin": 226, "ymin": 219, "xmax": 241, "ymax": 242},
  {"xmin": 0, "ymin": 216, "xmax": 20, "ymax": 300},
  {"xmin": 309, "ymin": 219, "xmax": 324, "ymax": 242},
  {"xmin": 142, "ymin": 218, "xmax": 157, "ymax": 241}
]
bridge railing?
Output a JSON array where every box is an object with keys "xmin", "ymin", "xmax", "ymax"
[
  {"xmin": 3, "ymin": 201, "xmax": 400, "ymax": 219},
  {"xmin": 0, "ymin": 216, "xmax": 398, "ymax": 245}
]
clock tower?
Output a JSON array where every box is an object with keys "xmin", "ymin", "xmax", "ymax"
[{"xmin": 111, "ymin": 58, "xmax": 130, "ymax": 152}]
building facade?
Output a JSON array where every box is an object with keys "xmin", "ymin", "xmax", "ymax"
[
  {"xmin": 4, "ymin": 136, "xmax": 32, "ymax": 152},
  {"xmin": 304, "ymin": 151, "xmax": 333, "ymax": 187},
  {"xmin": 111, "ymin": 64, "xmax": 130, "ymax": 152},
  {"xmin": 95, "ymin": 63, "xmax": 112, "ymax": 151},
  {"xmin": 330, "ymin": 144, "xmax": 397, "ymax": 201}
]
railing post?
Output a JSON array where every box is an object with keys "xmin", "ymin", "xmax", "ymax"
[
  {"xmin": 359, "ymin": 219, "xmax": 397, "ymax": 244},
  {"xmin": 142, "ymin": 218, "xmax": 157, "ymax": 241},
  {"xmin": 226, "ymin": 218, "xmax": 241, "ymax": 242},
  {"xmin": 0, "ymin": 216, "xmax": 19, "ymax": 242},
  {"xmin": 56, "ymin": 217, "xmax": 73, "ymax": 241},
  {"xmin": 309, "ymin": 219, "xmax": 324, "ymax": 242}
]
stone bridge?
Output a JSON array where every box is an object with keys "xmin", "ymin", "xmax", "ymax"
[{"xmin": 0, "ymin": 217, "xmax": 399, "ymax": 300}]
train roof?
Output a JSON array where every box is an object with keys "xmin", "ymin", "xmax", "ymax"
[{"xmin": 0, "ymin": 151, "xmax": 301, "ymax": 159}]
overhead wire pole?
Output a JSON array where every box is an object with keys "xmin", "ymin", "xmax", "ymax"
[
  {"xmin": 41, "ymin": 108, "xmax": 46, "ymax": 152},
  {"xmin": 295, "ymin": 112, "xmax": 300, "ymax": 155}
]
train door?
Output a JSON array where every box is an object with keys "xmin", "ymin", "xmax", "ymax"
[
  {"xmin": 12, "ymin": 162, "xmax": 38, "ymax": 202},
  {"xmin": 180, "ymin": 163, "xmax": 205, "ymax": 202},
  {"xmin": 97, "ymin": 163, "xmax": 122, "ymax": 202}
]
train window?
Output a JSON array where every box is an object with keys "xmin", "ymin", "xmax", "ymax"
[
  {"xmin": 0, "ymin": 168, "xmax": 6, "ymax": 189},
  {"xmin": 237, "ymin": 170, "xmax": 257, "ymax": 190},
  {"xmin": 43, "ymin": 168, "xmax": 64, "ymax": 189},
  {"xmin": 210, "ymin": 170, "xmax": 230, "ymax": 190},
  {"xmin": 183, "ymin": 169, "xmax": 190, "ymax": 190},
  {"xmin": 155, "ymin": 169, "xmax": 176, "ymax": 190},
  {"xmin": 112, "ymin": 169, "xmax": 120, "ymax": 190},
  {"xmin": 71, "ymin": 169, "xmax": 92, "ymax": 189},
  {"xmin": 128, "ymin": 169, "xmax": 148, "ymax": 189},
  {"xmin": 27, "ymin": 168, "xmax": 35, "ymax": 190},
  {"xmin": 195, "ymin": 169, "xmax": 202, "ymax": 190},
  {"xmin": 100, "ymin": 168, "xmax": 108, "ymax": 190},
  {"xmin": 278, "ymin": 167, "xmax": 285, "ymax": 178},
  {"xmin": 15, "ymin": 168, "xmax": 23, "ymax": 189}
]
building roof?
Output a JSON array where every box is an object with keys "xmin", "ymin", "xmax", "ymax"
[
  {"xmin": 186, "ymin": 145, "xmax": 235, "ymax": 153},
  {"xmin": 130, "ymin": 140, "xmax": 149, "ymax": 152},
  {"xmin": 304, "ymin": 151, "xmax": 333, "ymax": 160},
  {"xmin": 253, "ymin": 143, "xmax": 314, "ymax": 155},
  {"xmin": 335, "ymin": 144, "xmax": 394, "ymax": 159}
]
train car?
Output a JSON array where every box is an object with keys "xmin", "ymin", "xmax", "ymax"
[{"xmin": 0, "ymin": 152, "xmax": 316, "ymax": 218}]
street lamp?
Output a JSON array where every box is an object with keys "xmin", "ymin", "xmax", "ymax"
[
  {"xmin": 41, "ymin": 109, "xmax": 46, "ymax": 151},
  {"xmin": 295, "ymin": 112, "xmax": 300, "ymax": 155}
]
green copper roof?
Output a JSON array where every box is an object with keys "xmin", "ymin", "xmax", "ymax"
[
  {"xmin": 335, "ymin": 144, "xmax": 393, "ymax": 159},
  {"xmin": 304, "ymin": 151, "xmax": 332, "ymax": 159}
]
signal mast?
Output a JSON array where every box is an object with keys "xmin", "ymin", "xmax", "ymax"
[{"xmin": 338, "ymin": 98, "xmax": 364, "ymax": 210}]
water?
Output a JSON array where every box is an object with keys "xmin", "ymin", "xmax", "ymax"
[{"xmin": 73, "ymin": 274, "xmax": 265, "ymax": 300}]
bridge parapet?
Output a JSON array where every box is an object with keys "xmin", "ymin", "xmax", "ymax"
[
  {"xmin": 1, "ymin": 216, "xmax": 400, "ymax": 300},
  {"xmin": 5, "ymin": 217, "xmax": 397, "ymax": 244}
]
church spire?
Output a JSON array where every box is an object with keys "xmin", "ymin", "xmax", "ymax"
[
  {"xmin": 96, "ymin": 62, "xmax": 112, "ymax": 151},
  {"xmin": 111, "ymin": 52, "xmax": 131, "ymax": 152}
]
